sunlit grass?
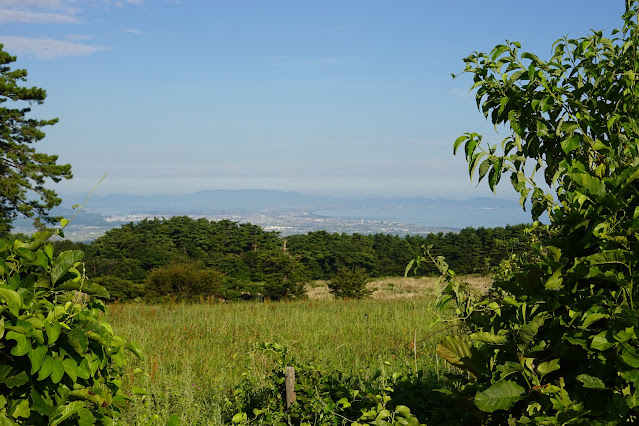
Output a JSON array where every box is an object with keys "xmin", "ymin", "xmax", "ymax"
[
  {"xmin": 306, "ymin": 275, "xmax": 492, "ymax": 299},
  {"xmin": 108, "ymin": 276, "xmax": 488, "ymax": 424}
]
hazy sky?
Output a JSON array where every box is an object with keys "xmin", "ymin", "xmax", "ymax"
[{"xmin": 0, "ymin": 0, "xmax": 626, "ymax": 201}]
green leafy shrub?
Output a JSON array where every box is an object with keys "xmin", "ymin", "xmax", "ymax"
[
  {"xmin": 253, "ymin": 250, "xmax": 308, "ymax": 300},
  {"xmin": 424, "ymin": 3, "xmax": 639, "ymax": 424},
  {"xmin": 144, "ymin": 262, "xmax": 225, "ymax": 302},
  {"xmin": 92, "ymin": 276, "xmax": 144, "ymax": 301},
  {"xmin": 328, "ymin": 266, "xmax": 372, "ymax": 299},
  {"xmin": 0, "ymin": 231, "xmax": 142, "ymax": 424},
  {"xmin": 220, "ymin": 276, "xmax": 263, "ymax": 301}
]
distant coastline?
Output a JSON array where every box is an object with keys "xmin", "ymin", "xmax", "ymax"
[{"xmin": 12, "ymin": 190, "xmax": 533, "ymax": 241}]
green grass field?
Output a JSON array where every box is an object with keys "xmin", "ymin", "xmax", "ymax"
[{"xmin": 107, "ymin": 277, "xmax": 488, "ymax": 424}]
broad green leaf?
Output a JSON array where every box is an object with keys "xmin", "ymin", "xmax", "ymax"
[
  {"xmin": 436, "ymin": 335, "xmax": 472, "ymax": 368},
  {"xmin": 0, "ymin": 413, "xmax": 15, "ymax": 426},
  {"xmin": 51, "ymin": 250, "xmax": 84, "ymax": 285},
  {"xmin": 45, "ymin": 320, "xmax": 61, "ymax": 345},
  {"xmin": 620, "ymin": 343, "xmax": 639, "ymax": 368},
  {"xmin": 50, "ymin": 401, "xmax": 86, "ymax": 426},
  {"xmin": 620, "ymin": 369, "xmax": 639, "ymax": 382},
  {"xmin": 488, "ymin": 160, "xmax": 502, "ymax": 190},
  {"xmin": 27, "ymin": 252, "xmax": 49, "ymax": 269},
  {"xmin": 55, "ymin": 280, "xmax": 110, "ymax": 299},
  {"xmin": 491, "ymin": 44, "xmax": 509, "ymax": 61},
  {"xmin": 470, "ymin": 331, "xmax": 507, "ymax": 345},
  {"xmin": 28, "ymin": 345, "xmax": 47, "ymax": 374},
  {"xmin": 521, "ymin": 51, "xmax": 541, "ymax": 64},
  {"xmin": 50, "ymin": 359, "xmax": 65, "ymax": 384},
  {"xmin": 68, "ymin": 389, "xmax": 106, "ymax": 406},
  {"xmin": 478, "ymin": 158, "xmax": 493, "ymax": 182},
  {"xmin": 4, "ymin": 371, "xmax": 28, "ymax": 388},
  {"xmin": 593, "ymin": 139, "xmax": 610, "ymax": 151},
  {"xmin": 395, "ymin": 405, "xmax": 411, "ymax": 417},
  {"xmin": 453, "ymin": 134, "xmax": 469, "ymax": 154},
  {"xmin": 516, "ymin": 314, "xmax": 546, "ymax": 346},
  {"xmin": 559, "ymin": 120, "xmax": 579, "ymax": 134},
  {"xmin": 125, "ymin": 341, "xmax": 143, "ymax": 359},
  {"xmin": 614, "ymin": 327, "xmax": 636, "ymax": 343},
  {"xmin": 11, "ymin": 398, "xmax": 30, "ymax": 419},
  {"xmin": 581, "ymin": 312, "xmax": 607, "ymax": 329},
  {"xmin": 591, "ymin": 331, "xmax": 616, "ymax": 351},
  {"xmin": 14, "ymin": 247, "xmax": 35, "ymax": 261},
  {"xmin": 77, "ymin": 409, "xmax": 95, "ymax": 426},
  {"xmin": 545, "ymin": 270, "xmax": 563, "ymax": 291},
  {"xmin": 30, "ymin": 388, "xmax": 55, "ymax": 417},
  {"xmin": 6, "ymin": 331, "xmax": 29, "ymax": 357},
  {"xmin": 469, "ymin": 151, "xmax": 487, "ymax": 179},
  {"xmin": 576, "ymin": 374, "xmax": 606, "ymax": 389},
  {"xmin": 62, "ymin": 358, "xmax": 78, "ymax": 382},
  {"xmin": 508, "ymin": 69, "xmax": 526, "ymax": 84},
  {"xmin": 568, "ymin": 173, "xmax": 606, "ymax": 198},
  {"xmin": 232, "ymin": 413, "xmax": 247, "ymax": 424},
  {"xmin": 76, "ymin": 359, "xmax": 91, "ymax": 380},
  {"xmin": 376, "ymin": 409, "xmax": 391, "ymax": 421},
  {"xmin": 0, "ymin": 287, "xmax": 22, "ymax": 316},
  {"xmin": 44, "ymin": 243, "xmax": 54, "ymax": 260},
  {"xmin": 0, "ymin": 258, "xmax": 6, "ymax": 276},
  {"xmin": 37, "ymin": 356, "xmax": 54, "ymax": 381},
  {"xmin": 561, "ymin": 135, "xmax": 581, "ymax": 154},
  {"xmin": 474, "ymin": 380, "xmax": 525, "ymax": 412},
  {"xmin": 437, "ymin": 335, "xmax": 488, "ymax": 376},
  {"xmin": 537, "ymin": 359, "xmax": 560, "ymax": 376},
  {"xmin": 66, "ymin": 327, "xmax": 89, "ymax": 355},
  {"xmin": 587, "ymin": 250, "xmax": 628, "ymax": 267},
  {"xmin": 545, "ymin": 246, "xmax": 562, "ymax": 262}
]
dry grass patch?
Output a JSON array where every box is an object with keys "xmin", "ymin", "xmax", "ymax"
[{"xmin": 305, "ymin": 275, "xmax": 493, "ymax": 300}]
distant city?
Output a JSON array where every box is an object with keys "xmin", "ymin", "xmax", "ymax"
[{"xmin": 12, "ymin": 190, "xmax": 533, "ymax": 242}]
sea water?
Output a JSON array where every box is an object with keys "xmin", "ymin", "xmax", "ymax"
[{"xmin": 313, "ymin": 206, "xmax": 533, "ymax": 229}]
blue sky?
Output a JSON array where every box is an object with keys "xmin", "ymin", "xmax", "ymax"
[{"xmin": 0, "ymin": 0, "xmax": 626, "ymax": 201}]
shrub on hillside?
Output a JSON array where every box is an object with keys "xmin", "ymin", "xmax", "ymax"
[
  {"xmin": 220, "ymin": 276, "xmax": 263, "ymax": 300},
  {"xmin": 144, "ymin": 262, "xmax": 224, "ymax": 301},
  {"xmin": 92, "ymin": 275, "xmax": 144, "ymax": 301},
  {"xmin": 253, "ymin": 250, "xmax": 308, "ymax": 300},
  {"xmin": 328, "ymin": 266, "xmax": 371, "ymax": 299}
]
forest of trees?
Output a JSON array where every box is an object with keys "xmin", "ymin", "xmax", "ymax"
[{"xmin": 50, "ymin": 216, "xmax": 531, "ymax": 301}]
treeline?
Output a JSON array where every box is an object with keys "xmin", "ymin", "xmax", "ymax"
[{"xmin": 52, "ymin": 216, "xmax": 530, "ymax": 301}]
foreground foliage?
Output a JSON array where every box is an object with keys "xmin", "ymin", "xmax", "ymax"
[
  {"xmin": 0, "ymin": 231, "xmax": 141, "ymax": 424},
  {"xmin": 428, "ymin": 2, "xmax": 639, "ymax": 424}
]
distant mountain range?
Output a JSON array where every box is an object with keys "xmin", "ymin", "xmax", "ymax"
[{"xmin": 59, "ymin": 189, "xmax": 520, "ymax": 213}]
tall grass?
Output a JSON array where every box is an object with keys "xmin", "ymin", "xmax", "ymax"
[
  {"xmin": 109, "ymin": 300, "xmax": 440, "ymax": 423},
  {"xmin": 108, "ymin": 276, "xmax": 487, "ymax": 424}
]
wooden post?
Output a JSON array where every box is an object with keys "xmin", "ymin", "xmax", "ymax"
[{"xmin": 285, "ymin": 366, "xmax": 296, "ymax": 408}]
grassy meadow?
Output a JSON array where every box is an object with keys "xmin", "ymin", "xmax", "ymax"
[{"xmin": 108, "ymin": 276, "xmax": 491, "ymax": 424}]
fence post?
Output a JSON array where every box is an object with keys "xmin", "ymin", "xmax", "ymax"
[{"xmin": 285, "ymin": 366, "xmax": 296, "ymax": 408}]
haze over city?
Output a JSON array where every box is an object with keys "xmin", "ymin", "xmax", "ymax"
[{"xmin": 1, "ymin": 0, "xmax": 625, "ymax": 201}]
